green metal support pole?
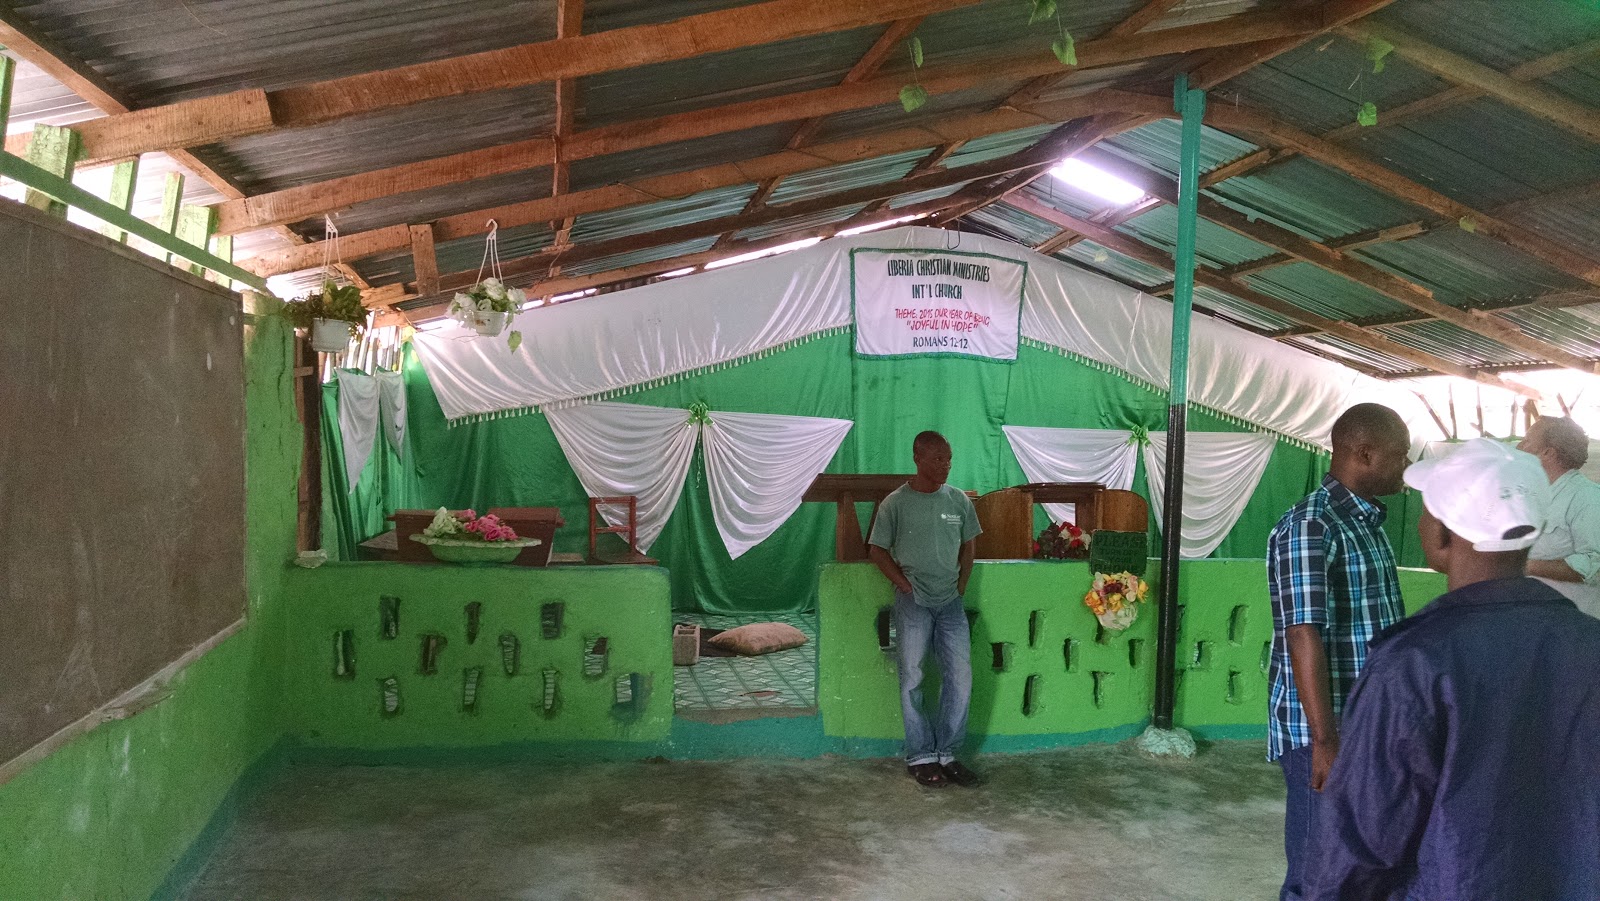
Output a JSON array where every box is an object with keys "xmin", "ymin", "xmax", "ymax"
[
  {"xmin": 0, "ymin": 151, "xmax": 271, "ymax": 292},
  {"xmin": 1153, "ymin": 75, "xmax": 1206, "ymax": 732}
]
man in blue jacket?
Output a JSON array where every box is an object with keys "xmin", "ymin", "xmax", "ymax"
[{"xmin": 1310, "ymin": 438, "xmax": 1600, "ymax": 900}]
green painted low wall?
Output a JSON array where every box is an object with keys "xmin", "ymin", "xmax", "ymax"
[
  {"xmin": 818, "ymin": 560, "xmax": 1447, "ymax": 744},
  {"xmin": 282, "ymin": 564, "xmax": 675, "ymax": 748},
  {"xmin": 0, "ymin": 314, "xmax": 299, "ymax": 901}
]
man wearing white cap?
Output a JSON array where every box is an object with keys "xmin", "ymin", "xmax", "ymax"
[
  {"xmin": 1309, "ymin": 439, "xmax": 1600, "ymax": 901},
  {"xmin": 1517, "ymin": 416, "xmax": 1600, "ymax": 618}
]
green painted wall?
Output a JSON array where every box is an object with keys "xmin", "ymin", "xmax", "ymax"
[
  {"xmin": 0, "ymin": 314, "xmax": 299, "ymax": 901},
  {"xmin": 818, "ymin": 560, "xmax": 1448, "ymax": 743},
  {"xmin": 282, "ymin": 564, "xmax": 674, "ymax": 748}
]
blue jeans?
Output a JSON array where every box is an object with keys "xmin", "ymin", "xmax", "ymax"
[
  {"xmin": 894, "ymin": 591, "xmax": 972, "ymax": 767},
  {"xmin": 1278, "ymin": 744, "xmax": 1324, "ymax": 901}
]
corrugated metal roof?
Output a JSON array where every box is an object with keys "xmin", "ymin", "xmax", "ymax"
[
  {"xmin": 1495, "ymin": 305, "xmax": 1600, "ymax": 360},
  {"xmin": 1353, "ymin": 228, "xmax": 1590, "ymax": 308},
  {"xmin": 1116, "ymin": 203, "xmax": 1278, "ymax": 268},
  {"xmin": 1, "ymin": 54, "xmax": 96, "ymax": 132},
  {"xmin": 552, "ymin": 236, "xmax": 718, "ymax": 278},
  {"xmin": 733, "ymin": 204, "xmax": 864, "ymax": 241},
  {"xmin": 941, "ymin": 123, "xmax": 1063, "ymax": 169},
  {"xmin": 1206, "ymin": 155, "xmax": 1426, "ymax": 241},
  {"xmin": 767, "ymin": 148, "xmax": 928, "ymax": 206},
  {"xmin": 295, "ymin": 164, "xmax": 555, "ymax": 238},
  {"xmin": 887, "ymin": 183, "xmax": 962, "ymax": 209},
  {"xmin": 1285, "ymin": 332, "xmax": 1416, "ymax": 374},
  {"xmin": 968, "ymin": 201, "xmax": 1060, "ymax": 247},
  {"xmin": 1149, "ymin": 0, "xmax": 1278, "ymax": 32},
  {"xmin": 1240, "ymin": 261, "xmax": 1412, "ymax": 321},
  {"xmin": 1057, "ymin": 239, "xmax": 1173, "ymax": 290},
  {"xmin": 1379, "ymin": 318, "xmax": 1542, "ymax": 369},
  {"xmin": 569, "ymin": 124, "xmax": 793, "ymax": 192},
  {"xmin": 1101, "ymin": 118, "xmax": 1261, "ymax": 182},
  {"xmin": 1191, "ymin": 281, "xmax": 1300, "ymax": 332},
  {"xmin": 1374, "ymin": 1, "xmax": 1600, "ymax": 73},
  {"xmin": 810, "ymin": 83, "xmax": 1018, "ymax": 145},
  {"xmin": 571, "ymin": 183, "xmax": 755, "ymax": 244},
  {"xmin": 10, "ymin": 0, "xmax": 559, "ymax": 104}
]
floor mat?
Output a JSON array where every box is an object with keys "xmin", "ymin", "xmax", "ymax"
[{"xmin": 672, "ymin": 612, "xmax": 817, "ymax": 712}]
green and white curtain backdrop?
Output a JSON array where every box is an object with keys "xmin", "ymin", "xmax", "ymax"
[
  {"xmin": 321, "ymin": 227, "xmax": 1438, "ymax": 612},
  {"xmin": 545, "ymin": 400, "xmax": 852, "ymax": 558}
]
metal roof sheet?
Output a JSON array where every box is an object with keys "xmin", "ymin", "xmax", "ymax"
[
  {"xmin": 1205, "ymin": 155, "xmax": 1426, "ymax": 241},
  {"xmin": 768, "ymin": 148, "xmax": 929, "ymax": 206},
  {"xmin": 1379, "ymin": 318, "xmax": 1541, "ymax": 369},
  {"xmin": 1191, "ymin": 281, "xmax": 1300, "ymax": 332},
  {"xmin": 1494, "ymin": 306, "xmax": 1600, "ymax": 360},
  {"xmin": 1240, "ymin": 261, "xmax": 1412, "ymax": 321},
  {"xmin": 552, "ymin": 236, "xmax": 718, "ymax": 278},
  {"xmin": 939, "ymin": 123, "xmax": 1058, "ymax": 168},
  {"xmin": 572, "ymin": 183, "xmax": 755, "ymax": 244},
  {"xmin": 1101, "ymin": 118, "xmax": 1261, "ymax": 182},
  {"xmin": 1116, "ymin": 203, "xmax": 1278, "ymax": 268},
  {"xmin": 967, "ymin": 201, "xmax": 1060, "ymax": 247},
  {"xmin": 1373, "ymin": 1, "xmax": 1600, "ymax": 72},
  {"xmin": 733, "ymin": 204, "xmax": 865, "ymax": 241},
  {"xmin": 1352, "ymin": 228, "xmax": 1591, "ymax": 308},
  {"xmin": 569, "ymin": 123, "xmax": 795, "ymax": 192}
]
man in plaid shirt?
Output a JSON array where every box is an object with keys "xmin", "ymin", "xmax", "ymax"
[{"xmin": 1267, "ymin": 403, "xmax": 1411, "ymax": 901}]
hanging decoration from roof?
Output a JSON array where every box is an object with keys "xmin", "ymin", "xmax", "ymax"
[
  {"xmin": 545, "ymin": 401, "xmax": 851, "ymax": 557},
  {"xmin": 448, "ymin": 220, "xmax": 525, "ymax": 350}
]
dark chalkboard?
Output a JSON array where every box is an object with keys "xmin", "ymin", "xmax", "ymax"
[{"xmin": 0, "ymin": 199, "xmax": 246, "ymax": 766}]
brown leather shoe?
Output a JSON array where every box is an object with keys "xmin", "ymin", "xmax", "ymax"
[
  {"xmin": 907, "ymin": 762, "xmax": 947, "ymax": 787},
  {"xmin": 942, "ymin": 760, "xmax": 980, "ymax": 786}
]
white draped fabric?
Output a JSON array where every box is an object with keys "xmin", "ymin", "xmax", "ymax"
[
  {"xmin": 701, "ymin": 410, "xmax": 853, "ymax": 559},
  {"xmin": 334, "ymin": 370, "xmax": 380, "ymax": 492},
  {"xmin": 1143, "ymin": 431, "xmax": 1278, "ymax": 559},
  {"xmin": 375, "ymin": 370, "xmax": 408, "ymax": 459},
  {"xmin": 1001, "ymin": 426, "xmax": 1138, "ymax": 524},
  {"xmin": 414, "ymin": 227, "xmax": 1434, "ymax": 449},
  {"xmin": 545, "ymin": 401, "xmax": 852, "ymax": 557},
  {"xmin": 544, "ymin": 402, "xmax": 699, "ymax": 553}
]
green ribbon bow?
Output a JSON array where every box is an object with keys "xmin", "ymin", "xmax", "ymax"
[
  {"xmin": 687, "ymin": 401, "xmax": 712, "ymax": 426},
  {"xmin": 1128, "ymin": 424, "xmax": 1151, "ymax": 448}
]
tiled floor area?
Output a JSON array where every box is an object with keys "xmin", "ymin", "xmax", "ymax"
[{"xmin": 672, "ymin": 612, "xmax": 817, "ymax": 712}]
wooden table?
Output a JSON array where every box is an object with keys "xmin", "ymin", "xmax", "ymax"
[{"xmin": 802, "ymin": 474, "xmax": 915, "ymax": 562}]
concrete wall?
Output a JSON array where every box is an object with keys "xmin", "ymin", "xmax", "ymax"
[
  {"xmin": 0, "ymin": 313, "xmax": 300, "ymax": 901},
  {"xmin": 818, "ymin": 560, "xmax": 1448, "ymax": 746},
  {"xmin": 281, "ymin": 564, "xmax": 675, "ymax": 749}
]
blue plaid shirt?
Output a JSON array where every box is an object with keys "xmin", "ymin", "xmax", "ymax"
[{"xmin": 1266, "ymin": 474, "xmax": 1404, "ymax": 760}]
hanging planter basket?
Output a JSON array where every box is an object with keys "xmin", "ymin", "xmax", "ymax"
[
  {"xmin": 310, "ymin": 317, "xmax": 353, "ymax": 352},
  {"xmin": 472, "ymin": 311, "xmax": 510, "ymax": 338}
]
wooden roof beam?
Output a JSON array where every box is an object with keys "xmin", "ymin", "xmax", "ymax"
[
  {"xmin": 1188, "ymin": 0, "xmax": 1398, "ymax": 89},
  {"xmin": 401, "ymin": 190, "xmax": 974, "ymax": 323},
  {"xmin": 214, "ymin": 10, "xmax": 1307, "ymax": 236},
  {"xmin": 1204, "ymin": 102, "xmax": 1600, "ymax": 288},
  {"xmin": 999, "ymin": 0, "xmax": 1186, "ymax": 109},
  {"xmin": 11, "ymin": 0, "xmax": 979, "ymax": 165},
  {"xmin": 712, "ymin": 16, "xmax": 925, "ymax": 250},
  {"xmin": 241, "ymin": 91, "xmax": 1165, "ymax": 276},
  {"xmin": 1078, "ymin": 148, "xmax": 1598, "ymax": 373},
  {"xmin": 1002, "ymin": 192, "xmax": 1537, "ymax": 393},
  {"xmin": 1343, "ymin": 22, "xmax": 1600, "ymax": 145}
]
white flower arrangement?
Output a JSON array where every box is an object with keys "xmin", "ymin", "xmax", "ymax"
[{"xmin": 448, "ymin": 277, "xmax": 526, "ymax": 349}]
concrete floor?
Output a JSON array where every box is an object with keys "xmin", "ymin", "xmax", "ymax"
[{"xmin": 182, "ymin": 740, "xmax": 1286, "ymax": 901}]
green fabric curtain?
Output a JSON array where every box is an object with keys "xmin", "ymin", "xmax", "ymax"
[
  {"xmin": 320, "ymin": 336, "xmax": 1427, "ymax": 611},
  {"xmin": 318, "ymin": 372, "xmax": 422, "ymax": 561}
]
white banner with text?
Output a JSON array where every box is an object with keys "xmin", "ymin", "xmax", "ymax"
[{"xmin": 851, "ymin": 248, "xmax": 1026, "ymax": 360}]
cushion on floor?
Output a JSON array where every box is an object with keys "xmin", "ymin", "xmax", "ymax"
[{"xmin": 707, "ymin": 622, "xmax": 808, "ymax": 656}]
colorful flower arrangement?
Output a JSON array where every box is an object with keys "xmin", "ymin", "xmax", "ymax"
[
  {"xmin": 1033, "ymin": 521, "xmax": 1091, "ymax": 559},
  {"xmin": 1084, "ymin": 571, "xmax": 1149, "ymax": 631},
  {"xmin": 422, "ymin": 507, "xmax": 521, "ymax": 543}
]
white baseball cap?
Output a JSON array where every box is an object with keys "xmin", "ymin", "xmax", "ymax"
[{"xmin": 1403, "ymin": 438, "xmax": 1550, "ymax": 552}]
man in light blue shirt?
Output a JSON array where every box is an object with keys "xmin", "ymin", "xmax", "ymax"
[
  {"xmin": 1518, "ymin": 417, "xmax": 1600, "ymax": 618},
  {"xmin": 868, "ymin": 430, "xmax": 982, "ymax": 788}
]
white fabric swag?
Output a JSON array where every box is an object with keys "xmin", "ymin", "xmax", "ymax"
[
  {"xmin": 376, "ymin": 370, "xmax": 407, "ymax": 459},
  {"xmin": 545, "ymin": 402, "xmax": 852, "ymax": 558},
  {"xmin": 1002, "ymin": 426, "xmax": 1138, "ymax": 524},
  {"xmin": 545, "ymin": 402, "xmax": 699, "ymax": 554},
  {"xmin": 334, "ymin": 370, "xmax": 410, "ymax": 491},
  {"xmin": 414, "ymin": 227, "xmax": 1433, "ymax": 449},
  {"xmin": 1143, "ymin": 431, "xmax": 1277, "ymax": 559}
]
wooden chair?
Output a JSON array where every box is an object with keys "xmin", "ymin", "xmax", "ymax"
[
  {"xmin": 1095, "ymin": 489, "xmax": 1149, "ymax": 533},
  {"xmin": 587, "ymin": 496, "xmax": 657, "ymax": 565}
]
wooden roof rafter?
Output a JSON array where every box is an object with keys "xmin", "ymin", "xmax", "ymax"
[{"xmin": 214, "ymin": 9, "xmax": 1320, "ymax": 238}]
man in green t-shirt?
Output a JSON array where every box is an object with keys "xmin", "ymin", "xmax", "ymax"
[{"xmin": 868, "ymin": 431, "xmax": 983, "ymax": 788}]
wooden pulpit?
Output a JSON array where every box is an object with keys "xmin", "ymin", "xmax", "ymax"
[
  {"xmin": 973, "ymin": 482, "xmax": 1109, "ymax": 559},
  {"xmin": 802, "ymin": 474, "xmax": 915, "ymax": 561}
]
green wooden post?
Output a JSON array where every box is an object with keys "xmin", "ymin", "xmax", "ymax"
[
  {"xmin": 157, "ymin": 172, "xmax": 185, "ymax": 259},
  {"xmin": 0, "ymin": 55, "xmax": 15, "ymax": 140},
  {"xmin": 175, "ymin": 204, "xmax": 217, "ymax": 276},
  {"xmin": 101, "ymin": 158, "xmax": 141, "ymax": 243},
  {"xmin": 23, "ymin": 124, "xmax": 81, "ymax": 216},
  {"xmin": 1152, "ymin": 74, "xmax": 1207, "ymax": 733},
  {"xmin": 210, "ymin": 234, "xmax": 234, "ymax": 285}
]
